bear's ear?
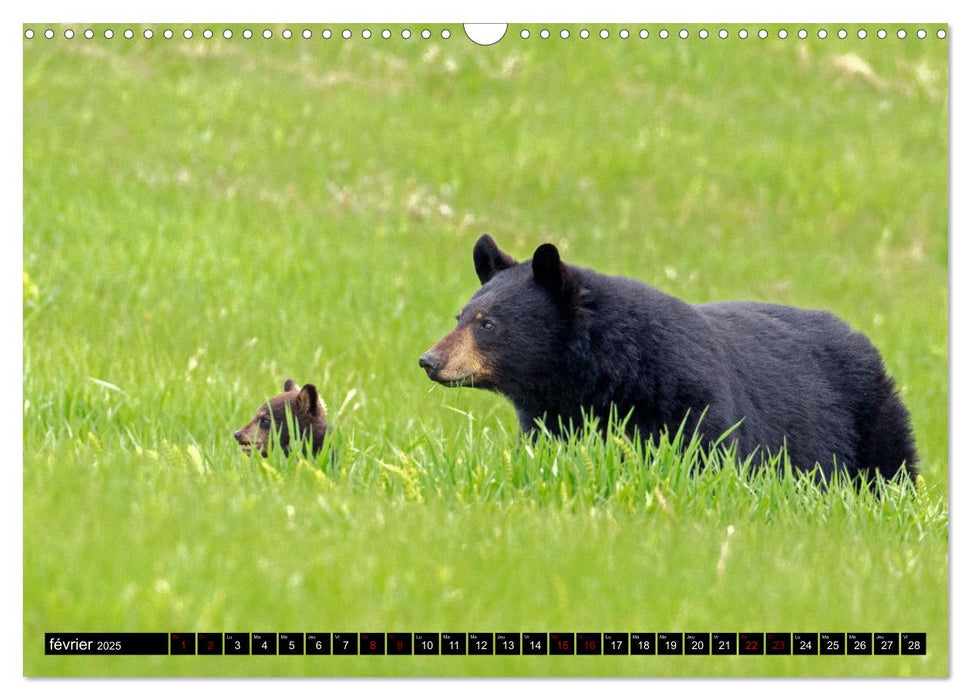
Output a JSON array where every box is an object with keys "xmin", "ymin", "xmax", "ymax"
[
  {"xmin": 295, "ymin": 383, "xmax": 321, "ymax": 416},
  {"xmin": 473, "ymin": 234, "xmax": 517, "ymax": 285},
  {"xmin": 532, "ymin": 243, "xmax": 576, "ymax": 302},
  {"xmin": 284, "ymin": 379, "xmax": 298, "ymax": 392}
]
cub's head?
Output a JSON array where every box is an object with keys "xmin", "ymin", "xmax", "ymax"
[
  {"xmin": 234, "ymin": 379, "xmax": 328, "ymax": 456},
  {"xmin": 418, "ymin": 234, "xmax": 579, "ymax": 394}
]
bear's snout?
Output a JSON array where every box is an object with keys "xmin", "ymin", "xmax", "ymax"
[
  {"xmin": 234, "ymin": 429, "xmax": 253, "ymax": 451},
  {"xmin": 420, "ymin": 327, "xmax": 490, "ymax": 387},
  {"xmin": 419, "ymin": 352, "xmax": 442, "ymax": 377}
]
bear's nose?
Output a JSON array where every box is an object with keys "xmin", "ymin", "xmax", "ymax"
[
  {"xmin": 419, "ymin": 352, "xmax": 441, "ymax": 374},
  {"xmin": 233, "ymin": 430, "xmax": 243, "ymax": 443}
]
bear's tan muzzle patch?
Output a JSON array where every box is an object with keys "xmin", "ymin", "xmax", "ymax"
[
  {"xmin": 234, "ymin": 418, "xmax": 269, "ymax": 456},
  {"xmin": 427, "ymin": 326, "xmax": 488, "ymax": 386}
]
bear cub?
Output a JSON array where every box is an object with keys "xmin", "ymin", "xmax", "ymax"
[
  {"xmin": 234, "ymin": 379, "xmax": 328, "ymax": 456},
  {"xmin": 420, "ymin": 235, "xmax": 918, "ymax": 483}
]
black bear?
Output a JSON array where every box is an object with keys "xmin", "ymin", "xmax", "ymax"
[
  {"xmin": 419, "ymin": 235, "xmax": 917, "ymax": 482},
  {"xmin": 234, "ymin": 379, "xmax": 328, "ymax": 457}
]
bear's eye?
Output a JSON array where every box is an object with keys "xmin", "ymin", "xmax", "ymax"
[
  {"xmin": 259, "ymin": 415, "xmax": 271, "ymax": 429},
  {"xmin": 480, "ymin": 319, "xmax": 495, "ymax": 331}
]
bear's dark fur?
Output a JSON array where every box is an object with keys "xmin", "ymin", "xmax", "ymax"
[
  {"xmin": 234, "ymin": 379, "xmax": 328, "ymax": 457},
  {"xmin": 419, "ymin": 235, "xmax": 917, "ymax": 482}
]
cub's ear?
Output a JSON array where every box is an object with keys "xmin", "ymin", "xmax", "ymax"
[
  {"xmin": 473, "ymin": 234, "xmax": 517, "ymax": 285},
  {"xmin": 532, "ymin": 243, "xmax": 576, "ymax": 302},
  {"xmin": 284, "ymin": 379, "xmax": 298, "ymax": 392},
  {"xmin": 295, "ymin": 383, "xmax": 321, "ymax": 416}
]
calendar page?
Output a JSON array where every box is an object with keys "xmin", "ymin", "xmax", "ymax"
[{"xmin": 22, "ymin": 18, "xmax": 949, "ymax": 679}]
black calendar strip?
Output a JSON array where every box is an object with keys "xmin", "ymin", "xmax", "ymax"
[{"xmin": 45, "ymin": 632, "xmax": 928, "ymax": 656}]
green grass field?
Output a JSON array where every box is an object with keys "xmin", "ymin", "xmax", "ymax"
[{"xmin": 23, "ymin": 23, "xmax": 948, "ymax": 676}]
